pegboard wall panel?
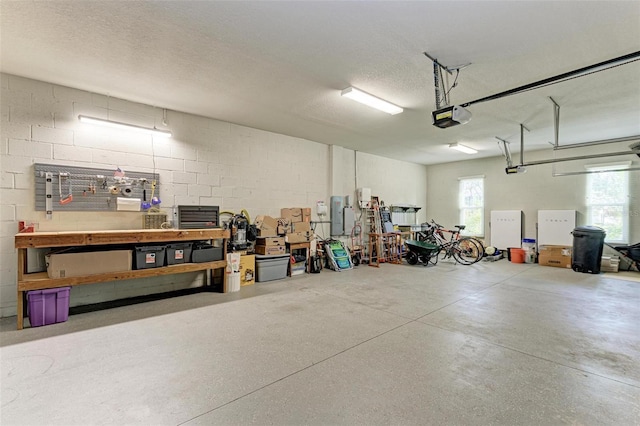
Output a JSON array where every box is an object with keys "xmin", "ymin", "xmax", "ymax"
[{"xmin": 34, "ymin": 163, "xmax": 160, "ymax": 213}]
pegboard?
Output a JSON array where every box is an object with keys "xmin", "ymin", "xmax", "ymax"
[{"xmin": 34, "ymin": 163, "xmax": 160, "ymax": 214}]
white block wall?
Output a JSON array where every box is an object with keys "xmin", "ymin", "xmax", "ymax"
[
  {"xmin": 425, "ymin": 150, "xmax": 639, "ymax": 245},
  {"xmin": 0, "ymin": 73, "xmax": 429, "ymax": 317}
]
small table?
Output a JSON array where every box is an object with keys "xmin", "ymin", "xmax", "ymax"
[{"xmin": 286, "ymin": 242, "xmax": 310, "ymax": 275}]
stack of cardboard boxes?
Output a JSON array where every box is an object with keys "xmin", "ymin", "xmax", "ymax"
[
  {"xmin": 254, "ymin": 207, "xmax": 314, "ymax": 245},
  {"xmin": 281, "ymin": 207, "xmax": 312, "ymax": 244}
]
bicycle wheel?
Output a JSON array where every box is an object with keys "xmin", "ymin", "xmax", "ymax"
[
  {"xmin": 452, "ymin": 238, "xmax": 482, "ymax": 265},
  {"xmin": 465, "ymin": 237, "xmax": 485, "ymax": 261}
]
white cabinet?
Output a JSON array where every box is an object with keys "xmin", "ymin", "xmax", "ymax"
[
  {"xmin": 490, "ymin": 210, "xmax": 523, "ymax": 249},
  {"xmin": 538, "ymin": 210, "xmax": 576, "ymax": 246}
]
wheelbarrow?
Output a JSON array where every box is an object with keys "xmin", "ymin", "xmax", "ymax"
[{"xmin": 405, "ymin": 239, "xmax": 439, "ymax": 266}]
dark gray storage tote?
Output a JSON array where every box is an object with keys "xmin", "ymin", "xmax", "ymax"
[
  {"xmin": 166, "ymin": 242, "xmax": 193, "ymax": 265},
  {"xmin": 571, "ymin": 226, "xmax": 606, "ymax": 274},
  {"xmin": 134, "ymin": 245, "xmax": 166, "ymax": 269},
  {"xmin": 191, "ymin": 241, "xmax": 223, "ymax": 263}
]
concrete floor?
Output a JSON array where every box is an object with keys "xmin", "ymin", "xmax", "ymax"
[{"xmin": 1, "ymin": 260, "xmax": 639, "ymax": 425}]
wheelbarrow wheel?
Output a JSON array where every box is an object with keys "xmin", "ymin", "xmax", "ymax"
[{"xmin": 406, "ymin": 251, "xmax": 418, "ymax": 265}]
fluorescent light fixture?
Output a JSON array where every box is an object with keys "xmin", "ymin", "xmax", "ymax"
[
  {"xmin": 78, "ymin": 115, "xmax": 172, "ymax": 138},
  {"xmin": 449, "ymin": 143, "xmax": 477, "ymax": 154},
  {"xmin": 341, "ymin": 87, "xmax": 403, "ymax": 115}
]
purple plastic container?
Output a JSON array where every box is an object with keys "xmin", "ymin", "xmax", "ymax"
[{"xmin": 27, "ymin": 287, "xmax": 71, "ymax": 327}]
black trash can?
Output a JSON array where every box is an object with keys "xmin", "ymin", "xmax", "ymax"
[{"xmin": 571, "ymin": 226, "xmax": 606, "ymax": 274}]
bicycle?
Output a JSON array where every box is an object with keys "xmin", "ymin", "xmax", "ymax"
[{"xmin": 416, "ymin": 220, "xmax": 484, "ymax": 265}]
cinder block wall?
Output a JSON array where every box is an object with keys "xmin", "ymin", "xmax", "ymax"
[
  {"xmin": 0, "ymin": 73, "xmax": 429, "ymax": 317},
  {"xmin": 0, "ymin": 74, "xmax": 330, "ymax": 317}
]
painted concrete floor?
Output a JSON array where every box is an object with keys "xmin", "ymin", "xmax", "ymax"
[{"xmin": 1, "ymin": 260, "xmax": 639, "ymax": 425}]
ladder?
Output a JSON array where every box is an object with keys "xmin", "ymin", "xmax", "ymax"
[{"xmin": 365, "ymin": 206, "xmax": 384, "ymax": 265}]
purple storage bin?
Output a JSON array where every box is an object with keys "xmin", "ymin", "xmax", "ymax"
[{"xmin": 27, "ymin": 287, "xmax": 71, "ymax": 327}]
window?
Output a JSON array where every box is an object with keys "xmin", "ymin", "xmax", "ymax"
[
  {"xmin": 459, "ymin": 176, "xmax": 484, "ymax": 236},
  {"xmin": 586, "ymin": 163, "xmax": 629, "ymax": 243}
]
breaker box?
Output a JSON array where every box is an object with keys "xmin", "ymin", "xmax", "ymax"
[
  {"xmin": 331, "ymin": 196, "xmax": 344, "ymax": 236},
  {"xmin": 343, "ymin": 206, "xmax": 355, "ymax": 236}
]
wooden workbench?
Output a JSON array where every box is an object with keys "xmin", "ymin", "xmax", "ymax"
[{"xmin": 15, "ymin": 228, "xmax": 229, "ymax": 329}]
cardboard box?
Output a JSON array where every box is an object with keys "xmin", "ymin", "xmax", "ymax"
[
  {"xmin": 255, "ymin": 215, "xmax": 278, "ymax": 237},
  {"xmin": 257, "ymin": 228, "xmax": 278, "ymax": 237},
  {"xmin": 285, "ymin": 232, "xmax": 312, "ymax": 243},
  {"xmin": 281, "ymin": 208, "xmax": 303, "ymax": 222},
  {"xmin": 293, "ymin": 221, "xmax": 311, "ymax": 232},
  {"xmin": 256, "ymin": 236, "xmax": 285, "ymax": 247},
  {"xmin": 302, "ymin": 208, "xmax": 311, "ymax": 223},
  {"xmin": 240, "ymin": 254, "xmax": 255, "ymax": 286},
  {"xmin": 255, "ymin": 245, "xmax": 287, "ymax": 255},
  {"xmin": 277, "ymin": 223, "xmax": 291, "ymax": 235},
  {"xmin": 538, "ymin": 245, "xmax": 572, "ymax": 269},
  {"xmin": 46, "ymin": 249, "xmax": 132, "ymax": 278}
]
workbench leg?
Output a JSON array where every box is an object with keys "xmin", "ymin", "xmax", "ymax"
[
  {"xmin": 17, "ymin": 290, "xmax": 24, "ymax": 330},
  {"xmin": 17, "ymin": 248, "xmax": 25, "ymax": 330}
]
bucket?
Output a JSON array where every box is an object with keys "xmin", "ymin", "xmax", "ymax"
[
  {"xmin": 510, "ymin": 248, "xmax": 525, "ymax": 263},
  {"xmin": 227, "ymin": 272, "xmax": 241, "ymax": 292}
]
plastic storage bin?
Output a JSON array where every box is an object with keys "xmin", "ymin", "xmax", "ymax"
[
  {"xmin": 255, "ymin": 254, "xmax": 289, "ymax": 282},
  {"xmin": 27, "ymin": 287, "xmax": 71, "ymax": 327},
  {"xmin": 572, "ymin": 226, "xmax": 606, "ymax": 274},
  {"xmin": 134, "ymin": 245, "xmax": 166, "ymax": 269},
  {"xmin": 192, "ymin": 241, "xmax": 224, "ymax": 263},
  {"xmin": 166, "ymin": 242, "xmax": 193, "ymax": 265}
]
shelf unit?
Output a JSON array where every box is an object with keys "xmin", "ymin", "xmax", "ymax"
[
  {"xmin": 286, "ymin": 241, "xmax": 310, "ymax": 275},
  {"xmin": 15, "ymin": 228, "xmax": 229, "ymax": 330}
]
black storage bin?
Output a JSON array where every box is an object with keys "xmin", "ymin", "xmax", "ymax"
[
  {"xmin": 134, "ymin": 245, "xmax": 166, "ymax": 269},
  {"xmin": 191, "ymin": 241, "xmax": 224, "ymax": 263},
  {"xmin": 166, "ymin": 242, "xmax": 193, "ymax": 265},
  {"xmin": 571, "ymin": 226, "xmax": 606, "ymax": 274}
]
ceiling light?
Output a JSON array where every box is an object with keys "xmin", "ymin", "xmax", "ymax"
[
  {"xmin": 340, "ymin": 87, "xmax": 403, "ymax": 115},
  {"xmin": 449, "ymin": 143, "xmax": 477, "ymax": 154},
  {"xmin": 78, "ymin": 115, "xmax": 172, "ymax": 138}
]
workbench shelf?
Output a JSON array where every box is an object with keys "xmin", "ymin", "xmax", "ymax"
[{"xmin": 15, "ymin": 228, "xmax": 229, "ymax": 329}]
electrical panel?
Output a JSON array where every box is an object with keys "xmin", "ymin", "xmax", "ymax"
[
  {"xmin": 330, "ymin": 196, "xmax": 344, "ymax": 236},
  {"xmin": 343, "ymin": 206, "xmax": 355, "ymax": 236}
]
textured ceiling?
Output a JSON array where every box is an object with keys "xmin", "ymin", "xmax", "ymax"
[{"xmin": 1, "ymin": 1, "xmax": 639, "ymax": 165}]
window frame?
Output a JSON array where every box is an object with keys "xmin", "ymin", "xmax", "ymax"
[
  {"xmin": 458, "ymin": 175, "xmax": 485, "ymax": 237},
  {"xmin": 585, "ymin": 162, "xmax": 630, "ymax": 244}
]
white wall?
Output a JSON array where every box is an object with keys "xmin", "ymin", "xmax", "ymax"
[
  {"xmin": 0, "ymin": 73, "xmax": 429, "ymax": 317},
  {"xmin": 325, "ymin": 146, "xmax": 428, "ymax": 242},
  {"xmin": 426, "ymin": 148, "xmax": 640, "ymax": 245}
]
